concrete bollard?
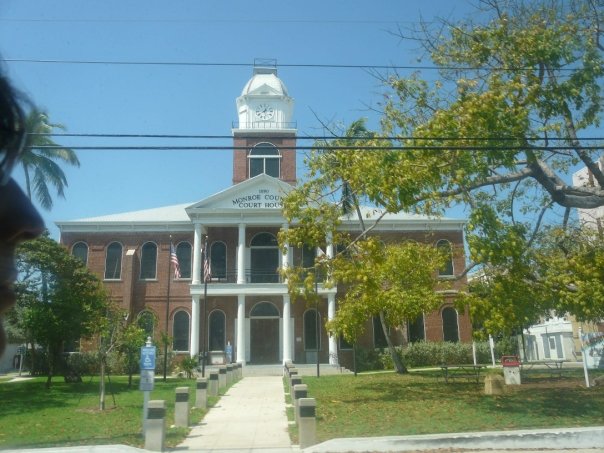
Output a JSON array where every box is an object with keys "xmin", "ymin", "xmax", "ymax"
[
  {"xmin": 196, "ymin": 377, "xmax": 208, "ymax": 408},
  {"xmin": 218, "ymin": 366, "xmax": 227, "ymax": 390},
  {"xmin": 289, "ymin": 376, "xmax": 302, "ymax": 396},
  {"xmin": 226, "ymin": 364, "xmax": 233, "ymax": 386},
  {"xmin": 209, "ymin": 372, "xmax": 219, "ymax": 397},
  {"xmin": 175, "ymin": 387, "xmax": 190, "ymax": 427},
  {"xmin": 288, "ymin": 368, "xmax": 298, "ymax": 391},
  {"xmin": 284, "ymin": 360, "xmax": 293, "ymax": 376},
  {"xmin": 484, "ymin": 374, "xmax": 505, "ymax": 395},
  {"xmin": 236, "ymin": 362, "xmax": 242, "ymax": 380},
  {"xmin": 298, "ymin": 398, "xmax": 317, "ymax": 448},
  {"xmin": 145, "ymin": 400, "xmax": 166, "ymax": 452},
  {"xmin": 293, "ymin": 383, "xmax": 308, "ymax": 425}
]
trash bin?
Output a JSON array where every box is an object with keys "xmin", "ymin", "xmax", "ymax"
[{"xmin": 501, "ymin": 355, "xmax": 521, "ymax": 385}]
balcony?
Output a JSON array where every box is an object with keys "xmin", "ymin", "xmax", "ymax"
[{"xmin": 206, "ymin": 269, "xmax": 283, "ymax": 284}]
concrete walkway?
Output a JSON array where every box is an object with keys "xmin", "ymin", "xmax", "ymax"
[{"xmin": 171, "ymin": 376, "xmax": 296, "ymax": 453}]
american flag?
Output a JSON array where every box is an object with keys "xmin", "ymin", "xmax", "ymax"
[
  {"xmin": 170, "ymin": 244, "xmax": 181, "ymax": 279},
  {"xmin": 203, "ymin": 247, "xmax": 211, "ymax": 282}
]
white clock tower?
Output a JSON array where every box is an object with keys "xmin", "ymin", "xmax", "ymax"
[{"xmin": 232, "ymin": 60, "xmax": 297, "ymax": 185}]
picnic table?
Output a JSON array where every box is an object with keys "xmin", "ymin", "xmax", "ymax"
[
  {"xmin": 441, "ymin": 364, "xmax": 485, "ymax": 383},
  {"xmin": 521, "ymin": 360, "xmax": 564, "ymax": 379}
]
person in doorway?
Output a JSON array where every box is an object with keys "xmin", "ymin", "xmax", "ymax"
[
  {"xmin": 0, "ymin": 72, "xmax": 45, "ymax": 357},
  {"xmin": 225, "ymin": 341, "xmax": 233, "ymax": 364}
]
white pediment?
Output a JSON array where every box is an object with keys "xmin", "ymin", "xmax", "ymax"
[{"xmin": 186, "ymin": 174, "xmax": 294, "ymax": 214}]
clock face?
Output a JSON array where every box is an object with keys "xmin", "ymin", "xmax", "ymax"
[{"xmin": 255, "ymin": 104, "xmax": 274, "ymax": 120}]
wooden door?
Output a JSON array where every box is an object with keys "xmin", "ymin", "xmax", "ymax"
[{"xmin": 250, "ymin": 318, "xmax": 279, "ymax": 364}]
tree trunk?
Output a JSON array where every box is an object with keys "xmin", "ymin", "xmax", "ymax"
[
  {"xmin": 45, "ymin": 345, "xmax": 55, "ymax": 389},
  {"xmin": 379, "ymin": 311, "xmax": 407, "ymax": 374},
  {"xmin": 99, "ymin": 356, "xmax": 106, "ymax": 411}
]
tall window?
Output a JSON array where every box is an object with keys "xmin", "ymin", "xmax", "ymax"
[
  {"xmin": 140, "ymin": 242, "xmax": 157, "ymax": 279},
  {"xmin": 408, "ymin": 314, "xmax": 425, "ymax": 342},
  {"xmin": 250, "ymin": 232, "xmax": 279, "ymax": 283},
  {"xmin": 138, "ymin": 311, "xmax": 156, "ymax": 339},
  {"xmin": 249, "ymin": 143, "xmax": 280, "ymax": 178},
  {"xmin": 373, "ymin": 316, "xmax": 388, "ymax": 348},
  {"xmin": 176, "ymin": 242, "xmax": 192, "ymax": 279},
  {"xmin": 304, "ymin": 309, "xmax": 321, "ymax": 351},
  {"xmin": 437, "ymin": 240, "xmax": 454, "ymax": 276},
  {"xmin": 295, "ymin": 244, "xmax": 315, "ymax": 269},
  {"xmin": 72, "ymin": 242, "xmax": 88, "ymax": 265},
  {"xmin": 442, "ymin": 307, "xmax": 459, "ymax": 342},
  {"xmin": 209, "ymin": 310, "xmax": 226, "ymax": 351},
  {"xmin": 210, "ymin": 241, "xmax": 227, "ymax": 279},
  {"xmin": 105, "ymin": 242, "xmax": 122, "ymax": 279},
  {"xmin": 173, "ymin": 311, "xmax": 190, "ymax": 352}
]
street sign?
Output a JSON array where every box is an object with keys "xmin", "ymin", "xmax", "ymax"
[
  {"xmin": 140, "ymin": 346, "xmax": 156, "ymax": 370},
  {"xmin": 140, "ymin": 369, "xmax": 155, "ymax": 391}
]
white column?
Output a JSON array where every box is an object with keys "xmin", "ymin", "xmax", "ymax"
[
  {"xmin": 237, "ymin": 223, "xmax": 246, "ymax": 284},
  {"xmin": 281, "ymin": 223, "xmax": 291, "ymax": 279},
  {"xmin": 192, "ymin": 223, "xmax": 203, "ymax": 285},
  {"xmin": 282, "ymin": 294, "xmax": 292, "ymax": 363},
  {"xmin": 328, "ymin": 293, "xmax": 337, "ymax": 365},
  {"xmin": 190, "ymin": 295, "xmax": 200, "ymax": 357},
  {"xmin": 237, "ymin": 294, "xmax": 246, "ymax": 364}
]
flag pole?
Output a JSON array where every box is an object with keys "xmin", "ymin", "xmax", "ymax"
[
  {"xmin": 201, "ymin": 235, "xmax": 209, "ymax": 377},
  {"xmin": 163, "ymin": 235, "xmax": 173, "ymax": 381}
]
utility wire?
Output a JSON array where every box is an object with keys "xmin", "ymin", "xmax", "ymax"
[
  {"xmin": 29, "ymin": 133, "xmax": 604, "ymax": 142},
  {"xmin": 6, "ymin": 58, "xmax": 582, "ymax": 72},
  {"xmin": 33, "ymin": 145, "xmax": 604, "ymax": 151}
]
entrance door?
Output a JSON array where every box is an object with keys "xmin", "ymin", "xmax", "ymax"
[{"xmin": 250, "ymin": 318, "xmax": 279, "ymax": 364}]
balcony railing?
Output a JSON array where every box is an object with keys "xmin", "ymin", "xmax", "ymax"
[
  {"xmin": 232, "ymin": 121, "xmax": 297, "ymax": 130},
  {"xmin": 204, "ymin": 269, "xmax": 283, "ymax": 284}
]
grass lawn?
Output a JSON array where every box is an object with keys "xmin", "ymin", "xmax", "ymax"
[
  {"xmin": 0, "ymin": 375, "xmax": 214, "ymax": 449},
  {"xmin": 298, "ymin": 368, "xmax": 604, "ymax": 443}
]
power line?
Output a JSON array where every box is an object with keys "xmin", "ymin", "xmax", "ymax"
[
  {"xmin": 29, "ymin": 133, "xmax": 604, "ymax": 142},
  {"xmin": 33, "ymin": 145, "xmax": 604, "ymax": 151},
  {"xmin": 5, "ymin": 58, "xmax": 582, "ymax": 72}
]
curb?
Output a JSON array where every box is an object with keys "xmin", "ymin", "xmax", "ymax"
[{"xmin": 303, "ymin": 426, "xmax": 604, "ymax": 452}]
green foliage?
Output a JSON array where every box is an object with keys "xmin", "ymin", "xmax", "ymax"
[
  {"xmin": 21, "ymin": 109, "xmax": 80, "ymax": 210},
  {"xmin": 10, "ymin": 234, "xmax": 111, "ymax": 386},
  {"xmin": 375, "ymin": 340, "xmax": 519, "ymax": 370},
  {"xmin": 179, "ymin": 356, "xmax": 199, "ymax": 379},
  {"xmin": 353, "ymin": 347, "xmax": 384, "ymax": 372}
]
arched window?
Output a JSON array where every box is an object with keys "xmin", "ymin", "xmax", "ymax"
[
  {"xmin": 105, "ymin": 242, "xmax": 123, "ymax": 280},
  {"xmin": 173, "ymin": 310, "xmax": 190, "ymax": 352},
  {"xmin": 373, "ymin": 316, "xmax": 388, "ymax": 348},
  {"xmin": 72, "ymin": 242, "xmax": 88, "ymax": 265},
  {"xmin": 248, "ymin": 143, "xmax": 280, "ymax": 178},
  {"xmin": 137, "ymin": 311, "xmax": 157, "ymax": 339},
  {"xmin": 437, "ymin": 240, "xmax": 454, "ymax": 276},
  {"xmin": 209, "ymin": 310, "xmax": 226, "ymax": 351},
  {"xmin": 250, "ymin": 232, "xmax": 279, "ymax": 283},
  {"xmin": 176, "ymin": 242, "xmax": 192, "ymax": 279},
  {"xmin": 442, "ymin": 307, "xmax": 459, "ymax": 342},
  {"xmin": 250, "ymin": 302, "xmax": 279, "ymax": 317},
  {"xmin": 304, "ymin": 309, "xmax": 321, "ymax": 351},
  {"xmin": 408, "ymin": 314, "xmax": 425, "ymax": 342},
  {"xmin": 210, "ymin": 241, "xmax": 227, "ymax": 280},
  {"xmin": 140, "ymin": 242, "xmax": 157, "ymax": 279}
]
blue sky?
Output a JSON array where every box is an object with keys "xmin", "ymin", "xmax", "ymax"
[{"xmin": 1, "ymin": 0, "xmax": 473, "ymax": 239}]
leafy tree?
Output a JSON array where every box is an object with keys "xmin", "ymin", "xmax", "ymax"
[
  {"xmin": 11, "ymin": 234, "xmax": 110, "ymax": 388},
  {"xmin": 284, "ymin": 0, "xmax": 604, "ymax": 337},
  {"xmin": 22, "ymin": 109, "xmax": 79, "ymax": 210},
  {"xmin": 329, "ymin": 239, "xmax": 446, "ymax": 373},
  {"xmin": 117, "ymin": 322, "xmax": 147, "ymax": 388}
]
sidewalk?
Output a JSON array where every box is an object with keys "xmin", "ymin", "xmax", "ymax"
[{"xmin": 170, "ymin": 375, "xmax": 296, "ymax": 453}]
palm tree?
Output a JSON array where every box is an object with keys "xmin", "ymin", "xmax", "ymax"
[{"xmin": 21, "ymin": 109, "xmax": 80, "ymax": 210}]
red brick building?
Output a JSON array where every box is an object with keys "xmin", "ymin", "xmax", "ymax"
[{"xmin": 57, "ymin": 62, "xmax": 471, "ymax": 369}]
